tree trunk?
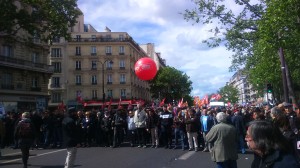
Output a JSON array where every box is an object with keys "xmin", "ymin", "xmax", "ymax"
[{"xmin": 285, "ymin": 61, "xmax": 298, "ymax": 108}]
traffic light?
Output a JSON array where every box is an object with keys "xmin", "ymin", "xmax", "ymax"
[{"xmin": 267, "ymin": 83, "xmax": 273, "ymax": 93}]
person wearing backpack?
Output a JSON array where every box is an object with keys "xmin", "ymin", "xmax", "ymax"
[{"xmin": 14, "ymin": 112, "xmax": 35, "ymax": 168}]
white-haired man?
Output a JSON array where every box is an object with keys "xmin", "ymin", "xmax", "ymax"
[{"xmin": 206, "ymin": 112, "xmax": 238, "ymax": 168}]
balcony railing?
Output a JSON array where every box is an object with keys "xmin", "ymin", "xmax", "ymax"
[
  {"xmin": 0, "ymin": 55, "xmax": 54, "ymax": 74},
  {"xmin": 69, "ymin": 37, "xmax": 141, "ymax": 52},
  {"xmin": 120, "ymin": 81, "xmax": 126, "ymax": 84},
  {"xmin": 107, "ymin": 81, "xmax": 112, "ymax": 84},
  {"xmin": 1, "ymin": 84, "xmax": 14, "ymax": 90},
  {"xmin": 31, "ymin": 87, "xmax": 41, "ymax": 92},
  {"xmin": 50, "ymin": 84, "xmax": 61, "ymax": 88}
]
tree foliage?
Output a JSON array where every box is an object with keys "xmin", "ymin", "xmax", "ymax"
[
  {"xmin": 248, "ymin": 0, "xmax": 300, "ymax": 100},
  {"xmin": 218, "ymin": 84, "xmax": 239, "ymax": 104},
  {"xmin": 184, "ymin": 0, "xmax": 300, "ymax": 101},
  {"xmin": 183, "ymin": 0, "xmax": 264, "ymax": 71},
  {"xmin": 149, "ymin": 66, "xmax": 193, "ymax": 104},
  {"xmin": 0, "ymin": 0, "xmax": 82, "ymax": 43}
]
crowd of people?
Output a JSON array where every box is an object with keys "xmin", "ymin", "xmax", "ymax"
[{"xmin": 0, "ymin": 101, "xmax": 300, "ymax": 168}]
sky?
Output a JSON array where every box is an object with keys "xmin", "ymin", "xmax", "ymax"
[{"xmin": 77, "ymin": 0, "xmax": 235, "ymax": 98}]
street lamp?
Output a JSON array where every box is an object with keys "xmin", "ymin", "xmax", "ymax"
[{"xmin": 99, "ymin": 59, "xmax": 113, "ymax": 112}]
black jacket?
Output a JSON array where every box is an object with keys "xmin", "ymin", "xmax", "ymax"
[
  {"xmin": 251, "ymin": 150, "xmax": 300, "ymax": 168},
  {"xmin": 62, "ymin": 116, "xmax": 80, "ymax": 148}
]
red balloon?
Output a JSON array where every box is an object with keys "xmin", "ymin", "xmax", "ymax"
[{"xmin": 134, "ymin": 57, "xmax": 157, "ymax": 80}]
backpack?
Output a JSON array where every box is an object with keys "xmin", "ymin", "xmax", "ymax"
[{"xmin": 18, "ymin": 121, "xmax": 34, "ymax": 139}]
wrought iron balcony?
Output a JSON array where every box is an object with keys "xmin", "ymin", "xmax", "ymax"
[
  {"xmin": 50, "ymin": 84, "xmax": 61, "ymax": 88},
  {"xmin": 69, "ymin": 37, "xmax": 141, "ymax": 51},
  {"xmin": 0, "ymin": 55, "xmax": 54, "ymax": 74},
  {"xmin": 1, "ymin": 84, "xmax": 14, "ymax": 90},
  {"xmin": 31, "ymin": 87, "xmax": 41, "ymax": 92}
]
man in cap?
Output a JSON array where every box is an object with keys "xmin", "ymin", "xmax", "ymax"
[
  {"xmin": 283, "ymin": 102, "xmax": 299, "ymax": 135},
  {"xmin": 62, "ymin": 107, "xmax": 81, "ymax": 168}
]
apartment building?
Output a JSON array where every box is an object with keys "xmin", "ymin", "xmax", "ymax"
[
  {"xmin": 0, "ymin": 3, "xmax": 53, "ymax": 113},
  {"xmin": 229, "ymin": 70, "xmax": 258, "ymax": 105},
  {"xmin": 140, "ymin": 43, "xmax": 166, "ymax": 70},
  {"xmin": 48, "ymin": 14, "xmax": 151, "ymax": 109}
]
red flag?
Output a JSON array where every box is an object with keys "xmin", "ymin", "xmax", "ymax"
[
  {"xmin": 203, "ymin": 95, "xmax": 209, "ymax": 105},
  {"xmin": 216, "ymin": 94, "xmax": 222, "ymax": 100},
  {"xmin": 58, "ymin": 101, "xmax": 65, "ymax": 110},
  {"xmin": 76, "ymin": 91, "xmax": 83, "ymax": 103},
  {"xmin": 128, "ymin": 100, "xmax": 133, "ymax": 110},
  {"xmin": 108, "ymin": 98, "xmax": 112, "ymax": 111},
  {"xmin": 101, "ymin": 101, "xmax": 105, "ymax": 110},
  {"xmin": 227, "ymin": 101, "xmax": 231, "ymax": 107},
  {"xmin": 159, "ymin": 98, "xmax": 166, "ymax": 107},
  {"xmin": 117, "ymin": 98, "xmax": 122, "ymax": 109},
  {"xmin": 178, "ymin": 98, "xmax": 183, "ymax": 108},
  {"xmin": 210, "ymin": 94, "xmax": 217, "ymax": 101}
]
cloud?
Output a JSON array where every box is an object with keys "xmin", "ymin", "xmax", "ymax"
[{"xmin": 77, "ymin": 0, "xmax": 234, "ymax": 97}]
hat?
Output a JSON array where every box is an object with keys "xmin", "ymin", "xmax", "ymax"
[
  {"xmin": 68, "ymin": 107, "xmax": 76, "ymax": 114},
  {"xmin": 282, "ymin": 102, "xmax": 292, "ymax": 107}
]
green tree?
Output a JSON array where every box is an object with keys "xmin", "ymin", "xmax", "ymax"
[
  {"xmin": 0, "ymin": 0, "xmax": 82, "ymax": 43},
  {"xmin": 182, "ymin": 0, "xmax": 264, "ymax": 71},
  {"xmin": 183, "ymin": 0, "xmax": 300, "ymax": 103},
  {"xmin": 149, "ymin": 66, "xmax": 193, "ymax": 104},
  {"xmin": 249, "ymin": 0, "xmax": 300, "ymax": 102},
  {"xmin": 218, "ymin": 84, "xmax": 239, "ymax": 104}
]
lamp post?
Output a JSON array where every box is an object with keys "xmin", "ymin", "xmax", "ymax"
[{"xmin": 99, "ymin": 59, "xmax": 113, "ymax": 112}]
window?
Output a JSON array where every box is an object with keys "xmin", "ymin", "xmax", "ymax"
[
  {"xmin": 92, "ymin": 90, "xmax": 98, "ymax": 99},
  {"xmin": 52, "ymin": 37, "xmax": 60, "ymax": 43},
  {"xmin": 91, "ymin": 61, "xmax": 97, "ymax": 70},
  {"xmin": 52, "ymin": 93, "xmax": 62, "ymax": 103},
  {"xmin": 107, "ymin": 89, "xmax": 113, "ymax": 98},
  {"xmin": 52, "ymin": 77, "xmax": 60, "ymax": 87},
  {"xmin": 84, "ymin": 24, "xmax": 88, "ymax": 32},
  {"xmin": 120, "ymin": 89, "xmax": 126, "ymax": 98},
  {"xmin": 51, "ymin": 48, "xmax": 61, "ymax": 57},
  {"xmin": 32, "ymin": 52, "xmax": 39, "ymax": 63},
  {"xmin": 2, "ymin": 45, "xmax": 13, "ymax": 57},
  {"xmin": 91, "ymin": 75, "xmax": 97, "ymax": 84},
  {"xmin": 91, "ymin": 46, "xmax": 97, "ymax": 55},
  {"xmin": 105, "ymin": 34, "xmax": 111, "ymax": 40},
  {"xmin": 119, "ymin": 46, "xmax": 125, "ymax": 54},
  {"xmin": 119, "ymin": 34, "xmax": 124, "ymax": 41},
  {"xmin": 106, "ymin": 61, "xmax": 113, "ymax": 69},
  {"xmin": 75, "ymin": 61, "xmax": 81, "ymax": 70},
  {"xmin": 75, "ymin": 75, "xmax": 81, "ymax": 85},
  {"xmin": 32, "ymin": 77, "xmax": 39, "ymax": 88},
  {"xmin": 52, "ymin": 62, "xmax": 61, "ymax": 73},
  {"xmin": 120, "ymin": 74, "xmax": 126, "ymax": 84},
  {"xmin": 105, "ymin": 46, "xmax": 112, "ymax": 55},
  {"xmin": 33, "ymin": 30, "xmax": 40, "ymax": 43},
  {"xmin": 107, "ymin": 74, "xmax": 112, "ymax": 84},
  {"xmin": 91, "ymin": 35, "xmax": 96, "ymax": 41},
  {"xmin": 75, "ymin": 47, "xmax": 81, "ymax": 55},
  {"xmin": 76, "ymin": 35, "xmax": 81, "ymax": 41},
  {"xmin": 119, "ymin": 60, "xmax": 125, "ymax": 69},
  {"xmin": 1, "ymin": 72, "xmax": 13, "ymax": 89}
]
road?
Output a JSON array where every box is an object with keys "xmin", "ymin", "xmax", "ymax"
[{"xmin": 0, "ymin": 145, "xmax": 254, "ymax": 168}]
